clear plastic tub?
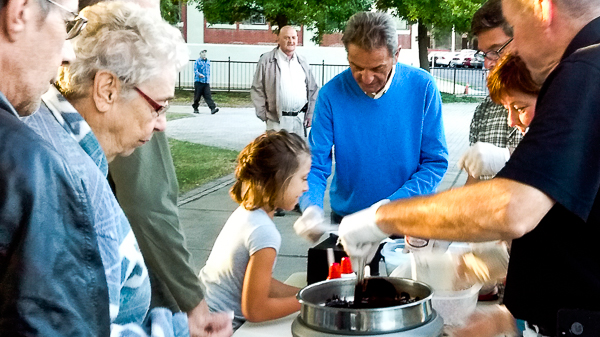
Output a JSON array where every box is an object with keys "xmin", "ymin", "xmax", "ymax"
[
  {"xmin": 381, "ymin": 239, "xmax": 408, "ymax": 275},
  {"xmin": 432, "ymin": 283, "xmax": 482, "ymax": 326}
]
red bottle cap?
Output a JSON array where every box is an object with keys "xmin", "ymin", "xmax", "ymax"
[
  {"xmin": 327, "ymin": 262, "xmax": 341, "ymax": 279},
  {"xmin": 341, "ymin": 257, "xmax": 353, "ymax": 274}
]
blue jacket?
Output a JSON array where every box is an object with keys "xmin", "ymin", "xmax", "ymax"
[
  {"xmin": 194, "ymin": 58, "xmax": 210, "ymax": 83},
  {"xmin": 0, "ymin": 92, "xmax": 110, "ymax": 336},
  {"xmin": 300, "ymin": 63, "xmax": 448, "ymax": 216}
]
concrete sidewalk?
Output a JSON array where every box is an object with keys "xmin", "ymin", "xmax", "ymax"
[{"xmin": 167, "ymin": 103, "xmax": 477, "ymax": 281}]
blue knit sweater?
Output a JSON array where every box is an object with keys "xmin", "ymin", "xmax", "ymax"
[{"xmin": 299, "ymin": 62, "xmax": 448, "ymax": 216}]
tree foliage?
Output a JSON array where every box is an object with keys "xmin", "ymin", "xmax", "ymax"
[
  {"xmin": 194, "ymin": 0, "xmax": 373, "ymax": 43},
  {"xmin": 376, "ymin": 0, "xmax": 485, "ymax": 70},
  {"xmin": 161, "ymin": 0, "xmax": 182, "ymax": 25},
  {"xmin": 376, "ymin": 0, "xmax": 483, "ymax": 32}
]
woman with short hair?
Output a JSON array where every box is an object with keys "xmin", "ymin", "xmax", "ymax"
[{"xmin": 23, "ymin": 2, "xmax": 231, "ymax": 336}]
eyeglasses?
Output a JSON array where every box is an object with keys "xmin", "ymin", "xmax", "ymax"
[
  {"xmin": 45, "ymin": 0, "xmax": 88, "ymax": 40},
  {"xmin": 475, "ymin": 38, "xmax": 513, "ymax": 61},
  {"xmin": 134, "ymin": 87, "xmax": 169, "ymax": 117}
]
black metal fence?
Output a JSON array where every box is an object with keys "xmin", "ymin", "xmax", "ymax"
[
  {"xmin": 430, "ymin": 66, "xmax": 489, "ymax": 96},
  {"xmin": 178, "ymin": 59, "xmax": 488, "ymax": 97}
]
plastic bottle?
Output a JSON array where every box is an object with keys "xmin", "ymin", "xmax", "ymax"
[
  {"xmin": 340, "ymin": 257, "xmax": 356, "ymax": 279},
  {"xmin": 327, "ymin": 262, "xmax": 341, "ymax": 280}
]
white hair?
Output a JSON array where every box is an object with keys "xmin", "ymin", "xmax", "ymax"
[{"xmin": 58, "ymin": 1, "xmax": 188, "ymax": 98}]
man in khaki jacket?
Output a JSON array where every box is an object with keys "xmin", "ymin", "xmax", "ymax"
[{"xmin": 251, "ymin": 26, "xmax": 319, "ymax": 139}]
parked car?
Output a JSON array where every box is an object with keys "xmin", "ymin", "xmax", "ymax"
[
  {"xmin": 463, "ymin": 54, "xmax": 484, "ymax": 68},
  {"xmin": 461, "ymin": 51, "xmax": 484, "ymax": 68},
  {"xmin": 431, "ymin": 52, "xmax": 455, "ymax": 67},
  {"xmin": 448, "ymin": 53, "xmax": 464, "ymax": 67},
  {"xmin": 428, "ymin": 51, "xmax": 449, "ymax": 67}
]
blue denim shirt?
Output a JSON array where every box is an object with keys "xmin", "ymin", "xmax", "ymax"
[
  {"xmin": 22, "ymin": 86, "xmax": 189, "ymax": 337},
  {"xmin": 194, "ymin": 58, "xmax": 211, "ymax": 83}
]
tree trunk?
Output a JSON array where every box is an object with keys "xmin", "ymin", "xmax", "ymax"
[
  {"xmin": 417, "ymin": 21, "xmax": 430, "ymax": 72},
  {"xmin": 274, "ymin": 14, "xmax": 289, "ymax": 33}
]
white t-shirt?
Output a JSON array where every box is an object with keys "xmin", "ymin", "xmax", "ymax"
[{"xmin": 199, "ymin": 207, "xmax": 281, "ymax": 329}]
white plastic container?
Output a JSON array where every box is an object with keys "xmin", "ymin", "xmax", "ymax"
[
  {"xmin": 381, "ymin": 239, "xmax": 409, "ymax": 275},
  {"xmin": 431, "ymin": 283, "xmax": 482, "ymax": 326}
]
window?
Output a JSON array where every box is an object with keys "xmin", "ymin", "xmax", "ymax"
[
  {"xmin": 242, "ymin": 13, "xmax": 266, "ymax": 25},
  {"xmin": 395, "ymin": 18, "xmax": 409, "ymax": 31}
]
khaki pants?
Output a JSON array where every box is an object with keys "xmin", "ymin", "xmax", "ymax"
[{"xmin": 266, "ymin": 113, "xmax": 306, "ymax": 140}]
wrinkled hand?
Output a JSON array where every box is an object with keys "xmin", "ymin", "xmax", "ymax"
[
  {"xmin": 187, "ymin": 300, "xmax": 233, "ymax": 337},
  {"xmin": 304, "ymin": 116, "xmax": 312, "ymax": 128},
  {"xmin": 338, "ymin": 200, "xmax": 390, "ymax": 271},
  {"xmin": 445, "ymin": 305, "xmax": 518, "ymax": 337},
  {"xmin": 457, "ymin": 142, "xmax": 510, "ymax": 178},
  {"xmin": 294, "ymin": 206, "xmax": 328, "ymax": 243}
]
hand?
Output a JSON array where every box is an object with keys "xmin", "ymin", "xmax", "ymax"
[
  {"xmin": 199, "ymin": 74, "xmax": 205, "ymax": 78},
  {"xmin": 457, "ymin": 142, "xmax": 510, "ymax": 178},
  {"xmin": 187, "ymin": 300, "xmax": 233, "ymax": 337},
  {"xmin": 445, "ymin": 305, "xmax": 518, "ymax": 337},
  {"xmin": 304, "ymin": 116, "xmax": 312, "ymax": 128},
  {"xmin": 293, "ymin": 206, "xmax": 327, "ymax": 243},
  {"xmin": 338, "ymin": 200, "xmax": 390, "ymax": 270}
]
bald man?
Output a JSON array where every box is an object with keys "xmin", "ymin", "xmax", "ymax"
[{"xmin": 251, "ymin": 26, "xmax": 318, "ymax": 139}]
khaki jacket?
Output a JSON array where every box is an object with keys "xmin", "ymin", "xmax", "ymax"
[{"xmin": 251, "ymin": 47, "xmax": 319, "ymax": 123}]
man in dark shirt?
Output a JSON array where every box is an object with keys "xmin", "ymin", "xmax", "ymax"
[
  {"xmin": 338, "ymin": 0, "xmax": 600, "ymax": 335},
  {"xmin": 0, "ymin": 0, "xmax": 110, "ymax": 335}
]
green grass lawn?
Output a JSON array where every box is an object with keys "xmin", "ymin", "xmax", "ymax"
[
  {"xmin": 168, "ymin": 138, "xmax": 239, "ymax": 194},
  {"xmin": 441, "ymin": 92, "xmax": 484, "ymax": 103},
  {"xmin": 166, "ymin": 111, "xmax": 192, "ymax": 121},
  {"xmin": 172, "ymin": 89, "xmax": 253, "ymax": 108}
]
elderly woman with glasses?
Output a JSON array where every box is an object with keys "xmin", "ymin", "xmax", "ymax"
[{"xmin": 22, "ymin": 2, "xmax": 232, "ymax": 336}]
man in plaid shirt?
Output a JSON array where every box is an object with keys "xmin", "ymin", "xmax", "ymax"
[{"xmin": 460, "ymin": 0, "xmax": 523, "ymax": 182}]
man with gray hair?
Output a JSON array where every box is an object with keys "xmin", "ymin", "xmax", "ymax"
[
  {"xmin": 296, "ymin": 11, "xmax": 448, "ymax": 247},
  {"xmin": 0, "ymin": 0, "xmax": 111, "ymax": 334},
  {"xmin": 339, "ymin": 0, "xmax": 600, "ymax": 335}
]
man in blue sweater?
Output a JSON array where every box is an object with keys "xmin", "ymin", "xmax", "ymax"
[{"xmin": 295, "ymin": 11, "xmax": 448, "ymax": 239}]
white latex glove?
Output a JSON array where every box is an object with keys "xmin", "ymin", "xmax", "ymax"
[
  {"xmin": 338, "ymin": 200, "xmax": 390, "ymax": 271},
  {"xmin": 294, "ymin": 206, "xmax": 330, "ymax": 243},
  {"xmin": 457, "ymin": 142, "xmax": 510, "ymax": 178}
]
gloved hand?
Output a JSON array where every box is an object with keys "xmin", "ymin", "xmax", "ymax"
[
  {"xmin": 457, "ymin": 142, "xmax": 510, "ymax": 178},
  {"xmin": 338, "ymin": 200, "xmax": 390, "ymax": 271},
  {"xmin": 293, "ymin": 206, "xmax": 330, "ymax": 243}
]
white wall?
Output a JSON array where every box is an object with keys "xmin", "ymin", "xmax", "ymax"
[{"xmin": 186, "ymin": 3, "xmax": 204, "ymax": 44}]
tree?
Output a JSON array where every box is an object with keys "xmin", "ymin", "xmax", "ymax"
[
  {"xmin": 194, "ymin": 0, "xmax": 373, "ymax": 44},
  {"xmin": 161, "ymin": 0, "xmax": 182, "ymax": 25},
  {"xmin": 376, "ymin": 0, "xmax": 485, "ymax": 71}
]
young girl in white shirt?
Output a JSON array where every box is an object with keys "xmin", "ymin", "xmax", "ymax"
[{"xmin": 199, "ymin": 130, "xmax": 310, "ymax": 329}]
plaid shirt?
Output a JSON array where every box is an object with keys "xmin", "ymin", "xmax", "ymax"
[
  {"xmin": 194, "ymin": 57, "xmax": 210, "ymax": 83},
  {"xmin": 469, "ymin": 96, "xmax": 523, "ymax": 179}
]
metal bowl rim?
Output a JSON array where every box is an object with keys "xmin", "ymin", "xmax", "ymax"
[{"xmin": 297, "ymin": 277, "xmax": 434, "ymax": 312}]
